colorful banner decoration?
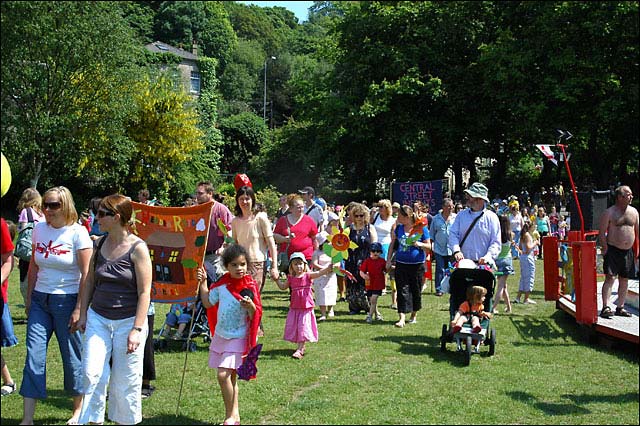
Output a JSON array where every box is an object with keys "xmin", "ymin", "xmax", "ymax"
[
  {"xmin": 535, "ymin": 144, "xmax": 558, "ymax": 166},
  {"xmin": 130, "ymin": 201, "xmax": 213, "ymax": 303},
  {"xmin": 391, "ymin": 180, "xmax": 443, "ymax": 211}
]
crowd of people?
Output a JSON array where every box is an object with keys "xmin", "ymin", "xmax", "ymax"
[{"xmin": 0, "ymin": 178, "xmax": 637, "ymax": 425}]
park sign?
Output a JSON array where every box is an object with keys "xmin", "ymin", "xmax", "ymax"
[
  {"xmin": 130, "ymin": 201, "xmax": 213, "ymax": 303},
  {"xmin": 392, "ymin": 179, "xmax": 443, "ymax": 212}
]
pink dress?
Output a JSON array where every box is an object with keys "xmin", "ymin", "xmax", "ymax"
[{"xmin": 283, "ymin": 273, "xmax": 318, "ymax": 343}]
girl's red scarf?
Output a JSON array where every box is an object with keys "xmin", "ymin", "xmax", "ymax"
[{"xmin": 206, "ymin": 273, "xmax": 263, "ymax": 363}]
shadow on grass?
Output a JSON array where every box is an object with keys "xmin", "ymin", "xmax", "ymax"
[
  {"xmin": 261, "ymin": 347, "xmax": 298, "ymax": 359},
  {"xmin": 506, "ymin": 390, "xmax": 591, "ymax": 415},
  {"xmin": 140, "ymin": 414, "xmax": 210, "ymax": 425},
  {"xmin": 371, "ymin": 333, "xmax": 475, "ymax": 366},
  {"xmin": 506, "ymin": 390, "xmax": 640, "ymax": 416},
  {"xmin": 509, "ymin": 310, "xmax": 576, "ymax": 344},
  {"xmin": 0, "ymin": 413, "xmax": 209, "ymax": 426}
]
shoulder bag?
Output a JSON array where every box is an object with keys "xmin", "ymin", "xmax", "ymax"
[
  {"xmin": 277, "ymin": 221, "xmax": 291, "ymax": 273},
  {"xmin": 15, "ymin": 208, "xmax": 35, "ymax": 261}
]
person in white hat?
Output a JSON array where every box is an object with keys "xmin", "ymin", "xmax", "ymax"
[
  {"xmin": 449, "ymin": 182, "xmax": 501, "ymax": 266},
  {"xmin": 448, "ymin": 183, "xmax": 501, "ymax": 314},
  {"xmin": 275, "ymin": 252, "xmax": 333, "ymax": 359}
]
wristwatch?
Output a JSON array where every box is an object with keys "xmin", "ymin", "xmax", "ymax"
[{"xmin": 131, "ymin": 326, "xmax": 143, "ymax": 332}]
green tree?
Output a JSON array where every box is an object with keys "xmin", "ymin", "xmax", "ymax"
[
  {"xmin": 219, "ymin": 112, "xmax": 268, "ymax": 174},
  {"xmin": 124, "ymin": 74, "xmax": 204, "ymax": 195},
  {"xmin": 1, "ymin": 1, "xmax": 140, "ymax": 194}
]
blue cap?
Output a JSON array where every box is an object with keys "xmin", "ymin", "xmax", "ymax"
[{"xmin": 370, "ymin": 242, "xmax": 383, "ymax": 252}]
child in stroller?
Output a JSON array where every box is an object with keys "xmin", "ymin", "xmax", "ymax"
[
  {"xmin": 451, "ymin": 286, "xmax": 492, "ymax": 334},
  {"xmin": 440, "ymin": 260, "xmax": 496, "ymax": 365},
  {"xmin": 163, "ymin": 301, "xmax": 195, "ymax": 339},
  {"xmin": 156, "ymin": 300, "xmax": 211, "ymax": 351}
]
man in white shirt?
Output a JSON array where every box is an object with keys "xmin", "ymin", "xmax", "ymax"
[
  {"xmin": 298, "ymin": 186, "xmax": 325, "ymax": 231},
  {"xmin": 449, "ymin": 182, "xmax": 501, "ymax": 266}
]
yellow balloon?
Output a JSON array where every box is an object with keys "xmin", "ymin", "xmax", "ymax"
[{"xmin": 0, "ymin": 152, "xmax": 11, "ymax": 197}]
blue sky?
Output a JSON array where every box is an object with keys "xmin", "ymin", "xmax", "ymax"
[{"xmin": 237, "ymin": 1, "xmax": 314, "ymax": 23}]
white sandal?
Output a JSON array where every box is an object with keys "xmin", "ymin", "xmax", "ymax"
[{"xmin": 1, "ymin": 382, "xmax": 16, "ymax": 396}]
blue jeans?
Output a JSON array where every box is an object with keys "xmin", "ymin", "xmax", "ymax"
[
  {"xmin": 19, "ymin": 291, "xmax": 83, "ymax": 399},
  {"xmin": 511, "ymin": 230, "xmax": 521, "ymax": 258},
  {"xmin": 434, "ymin": 253, "xmax": 451, "ymax": 293}
]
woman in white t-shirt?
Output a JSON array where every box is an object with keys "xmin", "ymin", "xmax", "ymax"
[
  {"xmin": 19, "ymin": 186, "xmax": 92, "ymax": 426},
  {"xmin": 16, "ymin": 188, "xmax": 46, "ymax": 304},
  {"xmin": 372, "ymin": 199, "xmax": 396, "ymax": 307}
]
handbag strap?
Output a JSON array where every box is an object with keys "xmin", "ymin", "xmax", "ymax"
[
  {"xmin": 26, "ymin": 207, "xmax": 34, "ymax": 223},
  {"xmin": 284, "ymin": 219, "xmax": 291, "ymax": 251},
  {"xmin": 459, "ymin": 210, "xmax": 484, "ymax": 249}
]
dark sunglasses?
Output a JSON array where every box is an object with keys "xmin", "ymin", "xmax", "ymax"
[
  {"xmin": 371, "ymin": 250, "xmax": 382, "ymax": 253},
  {"xmin": 43, "ymin": 201, "xmax": 62, "ymax": 210},
  {"xmin": 354, "ymin": 214, "xmax": 365, "ymax": 218},
  {"xmin": 97, "ymin": 209, "xmax": 116, "ymax": 218}
]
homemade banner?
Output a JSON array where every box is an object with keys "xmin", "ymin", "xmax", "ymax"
[
  {"xmin": 391, "ymin": 180, "xmax": 443, "ymax": 211},
  {"xmin": 130, "ymin": 201, "xmax": 213, "ymax": 303}
]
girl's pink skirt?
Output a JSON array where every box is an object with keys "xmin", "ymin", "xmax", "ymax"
[
  {"xmin": 284, "ymin": 308, "xmax": 318, "ymax": 343},
  {"xmin": 208, "ymin": 334, "xmax": 246, "ymax": 370}
]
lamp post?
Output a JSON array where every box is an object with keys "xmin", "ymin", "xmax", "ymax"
[{"xmin": 263, "ymin": 56, "xmax": 276, "ymax": 124}]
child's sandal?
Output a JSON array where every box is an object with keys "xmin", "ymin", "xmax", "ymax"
[{"xmin": 292, "ymin": 349, "xmax": 304, "ymax": 359}]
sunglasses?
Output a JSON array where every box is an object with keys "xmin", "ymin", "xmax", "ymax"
[
  {"xmin": 371, "ymin": 250, "xmax": 382, "ymax": 253},
  {"xmin": 354, "ymin": 214, "xmax": 365, "ymax": 218},
  {"xmin": 43, "ymin": 201, "xmax": 62, "ymax": 210},
  {"xmin": 97, "ymin": 209, "xmax": 116, "ymax": 218}
]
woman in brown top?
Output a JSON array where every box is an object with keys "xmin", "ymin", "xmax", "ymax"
[{"xmin": 74, "ymin": 194, "xmax": 152, "ymax": 425}]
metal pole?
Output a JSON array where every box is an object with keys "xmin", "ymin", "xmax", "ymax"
[
  {"xmin": 558, "ymin": 143, "xmax": 584, "ymax": 239},
  {"xmin": 263, "ymin": 56, "xmax": 276, "ymax": 123},
  {"xmin": 263, "ymin": 59, "xmax": 267, "ymax": 122}
]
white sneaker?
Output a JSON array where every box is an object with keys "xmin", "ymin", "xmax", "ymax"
[
  {"xmin": 328, "ymin": 310, "xmax": 335, "ymax": 318},
  {"xmin": 375, "ymin": 313, "xmax": 383, "ymax": 321},
  {"xmin": 524, "ymin": 299, "xmax": 537, "ymax": 304},
  {"xmin": 317, "ymin": 316, "xmax": 327, "ymax": 322}
]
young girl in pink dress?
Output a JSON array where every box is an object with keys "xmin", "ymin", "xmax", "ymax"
[{"xmin": 276, "ymin": 252, "xmax": 332, "ymax": 359}]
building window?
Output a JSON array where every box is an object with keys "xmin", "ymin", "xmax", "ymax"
[
  {"xmin": 155, "ymin": 263, "xmax": 172, "ymax": 282},
  {"xmin": 169, "ymin": 250, "xmax": 179, "ymax": 262},
  {"xmin": 190, "ymin": 70, "xmax": 200, "ymax": 94}
]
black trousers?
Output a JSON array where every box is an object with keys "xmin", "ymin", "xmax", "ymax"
[
  {"xmin": 143, "ymin": 314, "xmax": 156, "ymax": 381},
  {"xmin": 395, "ymin": 262, "xmax": 424, "ymax": 314}
]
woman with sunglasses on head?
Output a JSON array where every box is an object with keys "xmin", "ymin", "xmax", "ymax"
[
  {"xmin": 344, "ymin": 203, "xmax": 378, "ymax": 315},
  {"xmin": 19, "ymin": 186, "xmax": 93, "ymax": 425},
  {"xmin": 74, "ymin": 194, "xmax": 152, "ymax": 425}
]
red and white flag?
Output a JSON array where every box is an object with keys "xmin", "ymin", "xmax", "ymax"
[{"xmin": 535, "ymin": 144, "xmax": 558, "ymax": 166}]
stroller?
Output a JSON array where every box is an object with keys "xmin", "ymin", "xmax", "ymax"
[
  {"xmin": 440, "ymin": 264, "xmax": 497, "ymax": 365},
  {"xmin": 154, "ymin": 300, "xmax": 211, "ymax": 352}
]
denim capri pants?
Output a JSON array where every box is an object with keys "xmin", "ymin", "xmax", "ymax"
[{"xmin": 19, "ymin": 291, "xmax": 83, "ymax": 399}]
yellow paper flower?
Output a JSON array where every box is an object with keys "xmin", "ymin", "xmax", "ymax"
[{"xmin": 326, "ymin": 224, "xmax": 358, "ymax": 260}]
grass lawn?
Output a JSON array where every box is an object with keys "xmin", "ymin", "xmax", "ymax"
[{"xmin": 1, "ymin": 259, "xmax": 638, "ymax": 425}]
